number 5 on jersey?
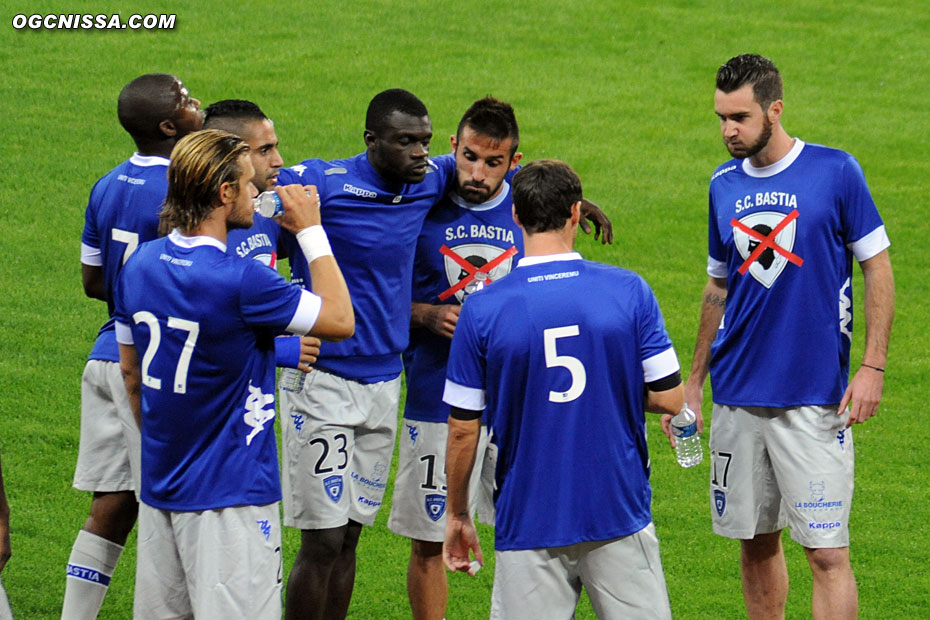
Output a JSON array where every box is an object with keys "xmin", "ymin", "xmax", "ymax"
[{"xmin": 544, "ymin": 325, "xmax": 586, "ymax": 403}]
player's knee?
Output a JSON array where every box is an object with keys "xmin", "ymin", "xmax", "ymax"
[
  {"xmin": 298, "ymin": 526, "xmax": 350, "ymax": 562},
  {"xmin": 85, "ymin": 491, "xmax": 138, "ymax": 542},
  {"xmin": 805, "ymin": 547, "xmax": 850, "ymax": 576}
]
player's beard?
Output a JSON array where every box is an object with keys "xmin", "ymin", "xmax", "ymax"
[
  {"xmin": 726, "ymin": 113, "xmax": 773, "ymax": 160},
  {"xmin": 456, "ymin": 176, "xmax": 505, "ymax": 205}
]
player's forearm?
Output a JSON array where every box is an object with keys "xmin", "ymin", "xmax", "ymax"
[
  {"xmin": 118, "ymin": 344, "xmax": 143, "ymax": 429},
  {"xmin": 410, "ymin": 303, "xmax": 432, "ymax": 329},
  {"xmin": 860, "ymin": 250, "xmax": 894, "ymax": 367},
  {"xmin": 446, "ymin": 415, "xmax": 480, "ymax": 517},
  {"xmin": 687, "ymin": 277, "xmax": 727, "ymax": 389}
]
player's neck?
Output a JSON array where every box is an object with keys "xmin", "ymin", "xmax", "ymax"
[
  {"xmin": 522, "ymin": 227, "xmax": 577, "ymax": 258},
  {"xmin": 748, "ymin": 126, "xmax": 794, "ymax": 169},
  {"xmin": 186, "ymin": 211, "xmax": 228, "ymax": 244}
]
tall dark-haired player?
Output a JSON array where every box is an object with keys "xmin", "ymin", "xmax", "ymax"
[
  {"xmin": 66, "ymin": 73, "xmax": 202, "ymax": 620},
  {"xmin": 683, "ymin": 54, "xmax": 894, "ymax": 620}
]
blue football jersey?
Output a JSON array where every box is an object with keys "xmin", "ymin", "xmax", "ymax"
[
  {"xmin": 114, "ymin": 232, "xmax": 318, "ymax": 511},
  {"xmin": 227, "ymin": 213, "xmax": 281, "ymax": 268},
  {"xmin": 80, "ymin": 154, "xmax": 169, "ymax": 362},
  {"xmin": 444, "ymin": 254, "xmax": 679, "ymax": 550},
  {"xmin": 707, "ymin": 140, "xmax": 889, "ymax": 407},
  {"xmin": 404, "ymin": 182, "xmax": 522, "ymax": 423},
  {"xmin": 278, "ymin": 152, "xmax": 455, "ymax": 382}
]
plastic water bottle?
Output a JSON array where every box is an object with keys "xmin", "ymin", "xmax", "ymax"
[
  {"xmin": 279, "ymin": 368, "xmax": 306, "ymax": 393},
  {"xmin": 670, "ymin": 406, "xmax": 703, "ymax": 468},
  {"xmin": 253, "ymin": 191, "xmax": 285, "ymax": 218}
]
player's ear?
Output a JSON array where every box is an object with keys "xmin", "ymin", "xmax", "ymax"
[
  {"xmin": 512, "ymin": 204, "xmax": 521, "ymax": 228},
  {"xmin": 363, "ymin": 129, "xmax": 377, "ymax": 150},
  {"xmin": 159, "ymin": 119, "xmax": 177, "ymax": 138},
  {"xmin": 766, "ymin": 99, "xmax": 783, "ymax": 124},
  {"xmin": 510, "ymin": 152, "xmax": 523, "ymax": 170},
  {"xmin": 219, "ymin": 180, "xmax": 236, "ymax": 206},
  {"xmin": 450, "ymin": 134, "xmax": 457, "ymax": 154},
  {"xmin": 570, "ymin": 201, "xmax": 581, "ymax": 226}
]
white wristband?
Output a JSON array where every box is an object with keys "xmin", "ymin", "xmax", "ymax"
[{"xmin": 296, "ymin": 225, "xmax": 333, "ymax": 264}]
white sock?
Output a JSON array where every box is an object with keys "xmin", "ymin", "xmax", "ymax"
[{"xmin": 61, "ymin": 530, "xmax": 123, "ymax": 620}]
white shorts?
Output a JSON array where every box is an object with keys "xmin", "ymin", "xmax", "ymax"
[
  {"xmin": 73, "ymin": 360, "xmax": 141, "ymax": 494},
  {"xmin": 387, "ymin": 419, "xmax": 495, "ymax": 542},
  {"xmin": 709, "ymin": 404, "xmax": 854, "ymax": 548},
  {"xmin": 491, "ymin": 523, "xmax": 671, "ymax": 620},
  {"xmin": 134, "ymin": 501, "xmax": 282, "ymax": 620},
  {"xmin": 279, "ymin": 369, "xmax": 400, "ymax": 529}
]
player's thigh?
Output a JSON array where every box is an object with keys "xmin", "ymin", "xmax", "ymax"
[
  {"xmin": 579, "ymin": 523, "xmax": 672, "ymax": 620},
  {"xmin": 134, "ymin": 503, "xmax": 192, "ymax": 620},
  {"xmin": 176, "ymin": 504, "xmax": 282, "ymax": 620},
  {"xmin": 766, "ymin": 405, "xmax": 853, "ymax": 548},
  {"xmin": 347, "ymin": 375, "xmax": 401, "ymax": 526},
  {"xmin": 710, "ymin": 404, "xmax": 786, "ymax": 539},
  {"xmin": 491, "ymin": 547, "xmax": 581, "ymax": 620},
  {"xmin": 74, "ymin": 360, "xmax": 135, "ymax": 493},
  {"xmin": 280, "ymin": 370, "xmax": 359, "ymax": 530}
]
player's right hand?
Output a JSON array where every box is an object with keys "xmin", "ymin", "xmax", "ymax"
[{"xmin": 276, "ymin": 184, "xmax": 321, "ymax": 233}]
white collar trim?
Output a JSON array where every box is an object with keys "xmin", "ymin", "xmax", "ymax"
[
  {"xmin": 447, "ymin": 181, "xmax": 511, "ymax": 212},
  {"xmin": 130, "ymin": 153, "xmax": 171, "ymax": 167},
  {"xmin": 169, "ymin": 229, "xmax": 227, "ymax": 253},
  {"xmin": 742, "ymin": 139, "xmax": 805, "ymax": 178},
  {"xmin": 516, "ymin": 251, "xmax": 582, "ymax": 268}
]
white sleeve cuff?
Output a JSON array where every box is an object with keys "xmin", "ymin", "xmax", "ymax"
[
  {"xmin": 81, "ymin": 243, "xmax": 103, "ymax": 266},
  {"xmin": 642, "ymin": 347, "xmax": 680, "ymax": 383},
  {"xmin": 848, "ymin": 226, "xmax": 890, "ymax": 262},
  {"xmin": 285, "ymin": 289, "xmax": 323, "ymax": 335},
  {"xmin": 442, "ymin": 379, "xmax": 486, "ymax": 411},
  {"xmin": 115, "ymin": 321, "xmax": 134, "ymax": 345},
  {"xmin": 707, "ymin": 256, "xmax": 727, "ymax": 279}
]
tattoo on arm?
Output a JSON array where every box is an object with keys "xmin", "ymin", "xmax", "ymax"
[{"xmin": 704, "ymin": 292, "xmax": 726, "ymax": 308}]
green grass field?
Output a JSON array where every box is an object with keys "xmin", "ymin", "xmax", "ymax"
[{"xmin": 1, "ymin": 1, "xmax": 928, "ymax": 617}]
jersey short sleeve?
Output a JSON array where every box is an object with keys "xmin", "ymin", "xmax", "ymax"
[
  {"xmin": 636, "ymin": 278, "xmax": 679, "ymax": 382},
  {"xmin": 443, "ymin": 299, "xmax": 487, "ymax": 412},
  {"xmin": 838, "ymin": 154, "xmax": 889, "ymax": 261},
  {"xmin": 238, "ymin": 260, "xmax": 312, "ymax": 331}
]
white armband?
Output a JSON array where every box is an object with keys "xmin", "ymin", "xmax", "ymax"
[{"xmin": 296, "ymin": 225, "xmax": 333, "ymax": 264}]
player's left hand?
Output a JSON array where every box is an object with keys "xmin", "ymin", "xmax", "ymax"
[
  {"xmin": 579, "ymin": 198, "xmax": 613, "ymax": 245},
  {"xmin": 297, "ymin": 336, "xmax": 321, "ymax": 373},
  {"xmin": 838, "ymin": 364, "xmax": 884, "ymax": 426},
  {"xmin": 443, "ymin": 514, "xmax": 483, "ymax": 575}
]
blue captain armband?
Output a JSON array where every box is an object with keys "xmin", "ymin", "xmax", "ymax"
[{"xmin": 275, "ymin": 336, "xmax": 302, "ymax": 368}]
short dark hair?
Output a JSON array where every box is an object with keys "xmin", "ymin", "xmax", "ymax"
[
  {"xmin": 512, "ymin": 159, "xmax": 583, "ymax": 234},
  {"xmin": 365, "ymin": 89, "xmax": 428, "ymax": 132},
  {"xmin": 456, "ymin": 96, "xmax": 520, "ymax": 157},
  {"xmin": 160, "ymin": 129, "xmax": 250, "ymax": 232},
  {"xmin": 716, "ymin": 54, "xmax": 783, "ymax": 111},
  {"xmin": 203, "ymin": 99, "xmax": 269, "ymax": 134},
  {"xmin": 117, "ymin": 73, "xmax": 182, "ymax": 146}
]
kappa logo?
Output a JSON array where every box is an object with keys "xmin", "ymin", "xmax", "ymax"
[
  {"xmin": 256, "ymin": 519, "xmax": 272, "ymax": 541},
  {"xmin": 323, "ymin": 475, "xmax": 344, "ymax": 503},
  {"xmin": 441, "ymin": 243, "xmax": 516, "ymax": 302},
  {"xmin": 836, "ymin": 428, "xmax": 847, "ymax": 451},
  {"xmin": 425, "ymin": 494, "xmax": 446, "ymax": 522},
  {"xmin": 406, "ymin": 423, "xmax": 419, "ymax": 446},
  {"xmin": 243, "ymin": 382, "xmax": 275, "ymax": 446},
  {"xmin": 343, "ymin": 183, "xmax": 377, "ymax": 198},
  {"xmin": 714, "ymin": 489, "xmax": 726, "ymax": 517},
  {"xmin": 732, "ymin": 210, "xmax": 803, "ymax": 288}
]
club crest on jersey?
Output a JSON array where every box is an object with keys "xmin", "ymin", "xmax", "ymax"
[
  {"xmin": 323, "ymin": 475, "xmax": 343, "ymax": 503},
  {"xmin": 440, "ymin": 243, "xmax": 517, "ymax": 302},
  {"xmin": 732, "ymin": 210, "xmax": 802, "ymax": 288},
  {"xmin": 243, "ymin": 382, "xmax": 275, "ymax": 446},
  {"xmin": 714, "ymin": 489, "xmax": 726, "ymax": 517},
  {"xmin": 425, "ymin": 494, "xmax": 446, "ymax": 521}
]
